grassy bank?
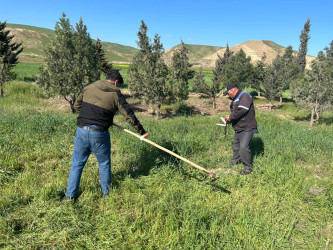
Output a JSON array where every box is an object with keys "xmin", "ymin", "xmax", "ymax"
[{"xmin": 0, "ymin": 81, "xmax": 332, "ymax": 248}]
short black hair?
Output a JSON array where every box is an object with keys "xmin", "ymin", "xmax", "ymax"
[{"xmin": 106, "ymin": 70, "xmax": 123, "ymax": 84}]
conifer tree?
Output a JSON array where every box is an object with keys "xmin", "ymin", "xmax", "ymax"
[
  {"xmin": 291, "ymin": 50, "xmax": 332, "ymax": 126},
  {"xmin": 221, "ymin": 49, "xmax": 254, "ymax": 89},
  {"xmin": 37, "ymin": 14, "xmax": 99, "ymax": 113},
  {"xmin": 296, "ymin": 18, "xmax": 311, "ymax": 72},
  {"xmin": 252, "ymin": 53, "xmax": 267, "ymax": 97},
  {"xmin": 261, "ymin": 55, "xmax": 282, "ymax": 109},
  {"xmin": 263, "ymin": 46, "xmax": 300, "ymax": 106},
  {"xmin": 95, "ymin": 38, "xmax": 112, "ymax": 74},
  {"xmin": 127, "ymin": 21, "xmax": 168, "ymax": 119},
  {"xmin": 211, "ymin": 43, "xmax": 233, "ymax": 108},
  {"xmin": 0, "ymin": 21, "xmax": 23, "ymax": 97},
  {"xmin": 169, "ymin": 41, "xmax": 195, "ymax": 101},
  {"xmin": 192, "ymin": 67, "xmax": 219, "ymax": 109},
  {"xmin": 278, "ymin": 46, "xmax": 301, "ymax": 103},
  {"xmin": 191, "ymin": 67, "xmax": 206, "ymax": 94}
]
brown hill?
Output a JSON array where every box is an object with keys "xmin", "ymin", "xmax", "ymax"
[{"xmin": 165, "ymin": 40, "xmax": 316, "ymax": 69}]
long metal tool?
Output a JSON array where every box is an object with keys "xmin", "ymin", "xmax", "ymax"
[{"xmin": 113, "ymin": 123, "xmax": 218, "ymax": 179}]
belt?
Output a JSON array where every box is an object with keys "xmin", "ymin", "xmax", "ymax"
[{"xmin": 78, "ymin": 125, "xmax": 107, "ymax": 132}]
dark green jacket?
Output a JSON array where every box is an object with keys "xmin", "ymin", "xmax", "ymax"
[{"xmin": 74, "ymin": 80, "xmax": 146, "ymax": 135}]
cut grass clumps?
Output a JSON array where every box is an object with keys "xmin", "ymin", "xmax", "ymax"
[{"xmin": 0, "ymin": 81, "xmax": 332, "ymax": 248}]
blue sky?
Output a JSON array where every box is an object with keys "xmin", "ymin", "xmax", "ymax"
[{"xmin": 1, "ymin": 0, "xmax": 332, "ymax": 56}]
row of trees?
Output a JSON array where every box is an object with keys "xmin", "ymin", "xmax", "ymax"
[
  {"xmin": 127, "ymin": 19, "xmax": 332, "ymax": 126},
  {"xmin": 1, "ymin": 15, "xmax": 332, "ymax": 125},
  {"xmin": 127, "ymin": 21, "xmax": 195, "ymax": 118},
  {"xmin": 192, "ymin": 18, "xmax": 332, "ymax": 125}
]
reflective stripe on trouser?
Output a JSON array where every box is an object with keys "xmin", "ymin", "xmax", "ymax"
[
  {"xmin": 66, "ymin": 127, "xmax": 111, "ymax": 197},
  {"xmin": 231, "ymin": 130, "xmax": 253, "ymax": 169}
]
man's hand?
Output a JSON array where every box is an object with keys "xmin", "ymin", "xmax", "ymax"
[
  {"xmin": 225, "ymin": 115, "xmax": 231, "ymax": 122},
  {"xmin": 140, "ymin": 132, "xmax": 149, "ymax": 140}
]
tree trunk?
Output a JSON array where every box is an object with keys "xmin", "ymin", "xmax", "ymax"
[
  {"xmin": 155, "ymin": 103, "xmax": 161, "ymax": 120},
  {"xmin": 156, "ymin": 107, "xmax": 160, "ymax": 120},
  {"xmin": 212, "ymin": 96, "xmax": 216, "ymax": 109},
  {"xmin": 315, "ymin": 98, "xmax": 320, "ymax": 122},
  {"xmin": 310, "ymin": 99, "xmax": 320, "ymax": 126},
  {"xmin": 0, "ymin": 65, "xmax": 3, "ymax": 97},
  {"xmin": 310, "ymin": 105, "xmax": 315, "ymax": 126},
  {"xmin": 65, "ymin": 97, "xmax": 76, "ymax": 114},
  {"xmin": 257, "ymin": 91, "xmax": 261, "ymax": 97},
  {"xmin": 0, "ymin": 80, "xmax": 3, "ymax": 97},
  {"xmin": 280, "ymin": 96, "xmax": 283, "ymax": 104},
  {"xmin": 70, "ymin": 101, "xmax": 75, "ymax": 114}
]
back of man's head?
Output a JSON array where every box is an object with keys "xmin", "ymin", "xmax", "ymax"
[{"xmin": 106, "ymin": 70, "xmax": 124, "ymax": 84}]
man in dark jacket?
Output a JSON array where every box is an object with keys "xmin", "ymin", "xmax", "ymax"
[
  {"xmin": 64, "ymin": 70, "xmax": 149, "ymax": 200},
  {"xmin": 224, "ymin": 83, "xmax": 258, "ymax": 175}
]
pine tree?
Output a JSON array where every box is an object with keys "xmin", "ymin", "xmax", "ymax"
[
  {"xmin": 73, "ymin": 17, "xmax": 100, "ymax": 84},
  {"xmin": 191, "ymin": 67, "xmax": 206, "ymax": 94},
  {"xmin": 213, "ymin": 43, "xmax": 233, "ymax": 89},
  {"xmin": 211, "ymin": 43, "xmax": 233, "ymax": 108},
  {"xmin": 278, "ymin": 46, "xmax": 301, "ymax": 103},
  {"xmin": 37, "ymin": 14, "xmax": 99, "ymax": 113},
  {"xmin": 291, "ymin": 50, "xmax": 332, "ymax": 126},
  {"xmin": 0, "ymin": 21, "xmax": 23, "ymax": 97},
  {"xmin": 127, "ymin": 21, "xmax": 168, "ymax": 119},
  {"xmin": 252, "ymin": 53, "xmax": 267, "ymax": 97},
  {"xmin": 221, "ymin": 49, "xmax": 254, "ymax": 89},
  {"xmin": 192, "ymin": 67, "xmax": 219, "ymax": 109},
  {"xmin": 262, "ymin": 55, "xmax": 282, "ymax": 109},
  {"xmin": 169, "ymin": 41, "xmax": 195, "ymax": 101},
  {"xmin": 263, "ymin": 46, "xmax": 300, "ymax": 106},
  {"xmin": 95, "ymin": 38, "xmax": 112, "ymax": 74},
  {"xmin": 296, "ymin": 18, "xmax": 311, "ymax": 72}
]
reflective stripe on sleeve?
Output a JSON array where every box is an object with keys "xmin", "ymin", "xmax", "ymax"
[{"xmin": 238, "ymin": 105, "xmax": 249, "ymax": 110}]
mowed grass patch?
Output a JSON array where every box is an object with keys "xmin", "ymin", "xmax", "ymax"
[{"xmin": 0, "ymin": 81, "xmax": 332, "ymax": 248}]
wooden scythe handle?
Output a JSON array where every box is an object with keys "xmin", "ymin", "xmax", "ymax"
[{"xmin": 112, "ymin": 123, "xmax": 218, "ymax": 179}]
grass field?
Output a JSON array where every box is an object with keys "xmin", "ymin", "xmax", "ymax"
[
  {"xmin": 0, "ymin": 76, "xmax": 332, "ymax": 248},
  {"xmin": 12, "ymin": 63, "xmax": 42, "ymax": 82}
]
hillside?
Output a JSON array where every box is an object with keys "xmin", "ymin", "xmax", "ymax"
[
  {"xmin": 202, "ymin": 40, "xmax": 315, "ymax": 69},
  {"xmin": 6, "ymin": 23, "xmax": 316, "ymax": 69},
  {"xmin": 6, "ymin": 23, "xmax": 138, "ymax": 64},
  {"xmin": 165, "ymin": 40, "xmax": 315, "ymax": 69},
  {"xmin": 163, "ymin": 44, "xmax": 224, "ymax": 67}
]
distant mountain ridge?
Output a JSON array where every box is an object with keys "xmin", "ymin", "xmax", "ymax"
[{"xmin": 6, "ymin": 23, "xmax": 315, "ymax": 69}]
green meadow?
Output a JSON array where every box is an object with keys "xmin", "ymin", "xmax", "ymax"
[{"xmin": 0, "ymin": 63, "xmax": 332, "ymax": 248}]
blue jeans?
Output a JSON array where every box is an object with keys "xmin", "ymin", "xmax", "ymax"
[{"xmin": 66, "ymin": 127, "xmax": 111, "ymax": 197}]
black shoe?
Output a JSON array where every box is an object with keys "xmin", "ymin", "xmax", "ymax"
[{"xmin": 240, "ymin": 169, "xmax": 252, "ymax": 175}]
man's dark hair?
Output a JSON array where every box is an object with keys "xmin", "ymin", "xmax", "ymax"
[{"xmin": 106, "ymin": 70, "xmax": 124, "ymax": 84}]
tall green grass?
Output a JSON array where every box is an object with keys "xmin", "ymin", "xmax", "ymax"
[
  {"xmin": 12, "ymin": 63, "xmax": 42, "ymax": 82},
  {"xmin": 0, "ymin": 81, "xmax": 332, "ymax": 248}
]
